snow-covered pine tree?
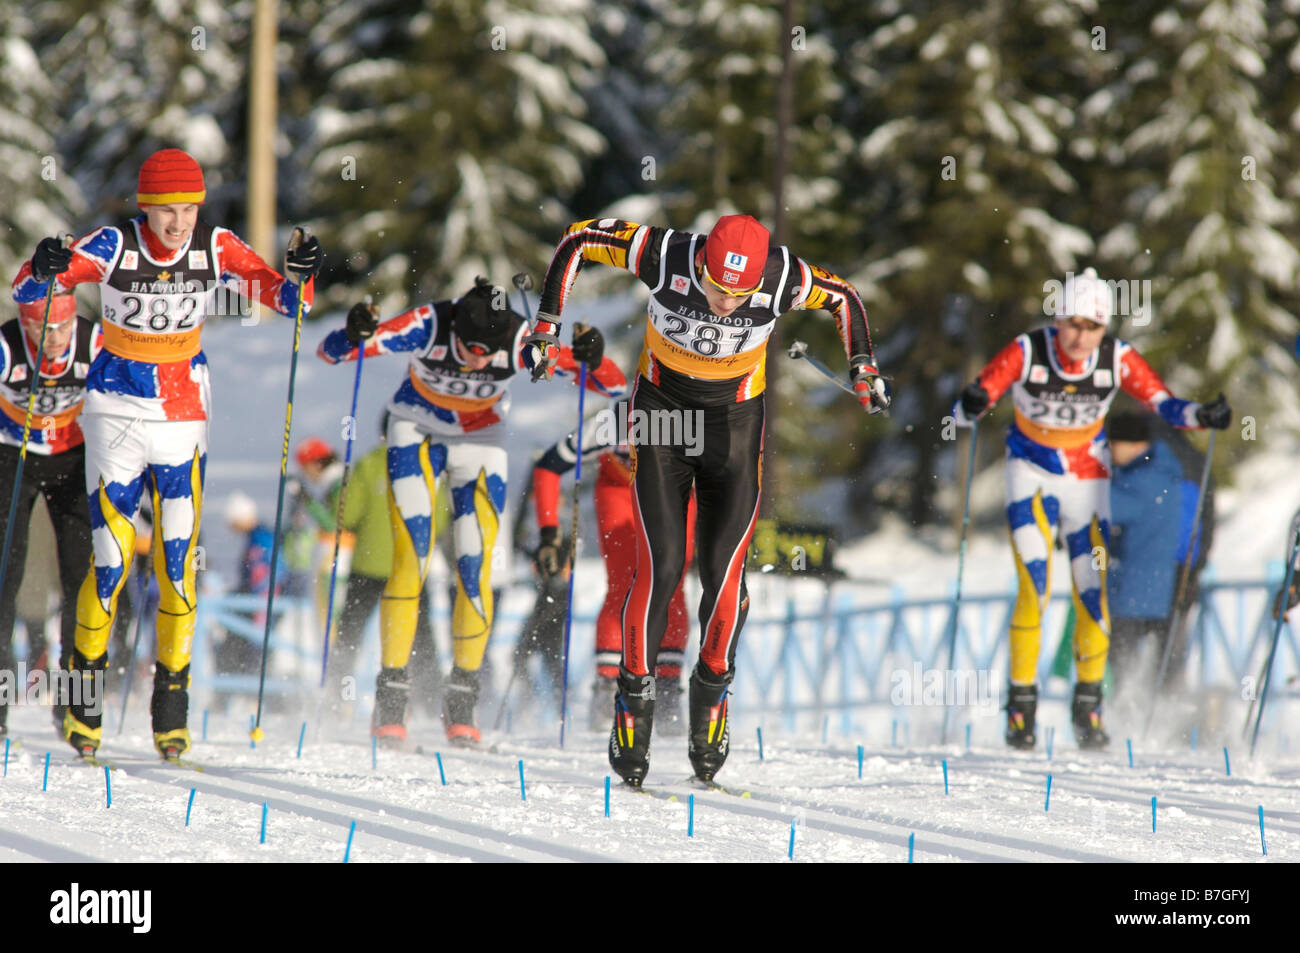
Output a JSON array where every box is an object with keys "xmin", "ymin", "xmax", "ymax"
[
  {"xmin": 286, "ymin": 0, "xmax": 606, "ymax": 310},
  {"xmin": 0, "ymin": 14, "xmax": 85, "ymax": 287}
]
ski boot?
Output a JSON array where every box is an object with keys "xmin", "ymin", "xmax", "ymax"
[
  {"xmin": 372, "ymin": 666, "xmax": 410, "ymax": 744},
  {"xmin": 687, "ymin": 663, "xmax": 731, "ymax": 783},
  {"xmin": 151, "ymin": 663, "xmax": 192, "ymax": 759},
  {"xmin": 441, "ymin": 666, "xmax": 481, "ymax": 747},
  {"xmin": 62, "ymin": 649, "xmax": 107, "ymax": 755},
  {"xmin": 1072, "ymin": 680, "xmax": 1110, "ymax": 749},
  {"xmin": 1004, "ymin": 683, "xmax": 1037, "ymax": 750},
  {"xmin": 589, "ymin": 673, "xmax": 618, "ymax": 731},
  {"xmin": 609, "ymin": 669, "xmax": 655, "ymax": 787},
  {"xmin": 655, "ymin": 673, "xmax": 685, "ymax": 737}
]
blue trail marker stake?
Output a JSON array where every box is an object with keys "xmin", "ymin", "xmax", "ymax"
[
  {"xmin": 1047, "ymin": 726, "xmax": 1055, "ymax": 761},
  {"xmin": 604, "ymin": 777, "xmax": 610, "ymax": 818},
  {"xmin": 104, "ymin": 766, "xmax": 111, "ymax": 808},
  {"xmin": 1223, "ymin": 747, "xmax": 1231, "ymax": 777},
  {"xmin": 965, "ymin": 723, "xmax": 971, "ymax": 753},
  {"xmin": 1151, "ymin": 796, "xmax": 1157, "ymax": 833},
  {"xmin": 757, "ymin": 727, "xmax": 764, "ymax": 761},
  {"xmin": 1189, "ymin": 725, "xmax": 1198, "ymax": 751},
  {"xmin": 186, "ymin": 788, "xmax": 196, "ymax": 827},
  {"xmin": 1127, "ymin": 738, "xmax": 1133, "ymax": 768},
  {"xmin": 857, "ymin": 744, "xmax": 863, "ymax": 779},
  {"xmin": 1045, "ymin": 774, "xmax": 1052, "ymax": 812},
  {"xmin": 436, "ymin": 752, "xmax": 447, "ymax": 786},
  {"xmin": 344, "ymin": 820, "xmax": 357, "ymax": 863},
  {"xmin": 1259, "ymin": 806, "xmax": 1267, "ymax": 856},
  {"xmin": 519, "ymin": 760, "xmax": 526, "ymax": 801},
  {"xmin": 3, "ymin": 736, "xmax": 8, "ymax": 777},
  {"xmin": 297, "ymin": 722, "xmax": 306, "ymax": 759},
  {"xmin": 371, "ymin": 735, "xmax": 377, "ymax": 771},
  {"xmin": 908, "ymin": 832, "xmax": 914, "ymax": 863},
  {"xmin": 42, "ymin": 752, "xmax": 49, "ymax": 791},
  {"xmin": 249, "ymin": 714, "xmax": 256, "ymax": 749},
  {"xmin": 688, "ymin": 794, "xmax": 695, "ymax": 837},
  {"xmin": 260, "ymin": 802, "xmax": 268, "ymax": 844},
  {"xmin": 942, "ymin": 760, "xmax": 948, "ymax": 795},
  {"xmin": 788, "ymin": 819, "xmax": 795, "ymax": 860},
  {"xmin": 202, "ymin": 709, "xmax": 208, "ymax": 742}
]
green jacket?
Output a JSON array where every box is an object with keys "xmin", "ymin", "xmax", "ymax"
[{"xmin": 338, "ymin": 444, "xmax": 394, "ymax": 579}]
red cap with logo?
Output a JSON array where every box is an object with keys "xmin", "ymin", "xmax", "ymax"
[
  {"xmin": 19, "ymin": 294, "xmax": 76, "ymax": 324},
  {"xmin": 704, "ymin": 214, "xmax": 769, "ymax": 296}
]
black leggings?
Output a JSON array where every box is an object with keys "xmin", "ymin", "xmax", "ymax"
[
  {"xmin": 0, "ymin": 443, "xmax": 91, "ymax": 675},
  {"xmin": 622, "ymin": 380, "xmax": 763, "ymax": 680}
]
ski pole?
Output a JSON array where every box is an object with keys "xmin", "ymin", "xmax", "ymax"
[
  {"xmin": 558, "ymin": 329, "xmax": 589, "ymax": 749},
  {"xmin": 116, "ymin": 543, "xmax": 155, "ymax": 735},
  {"xmin": 253, "ymin": 226, "xmax": 311, "ymax": 744},
  {"xmin": 512, "ymin": 272, "xmax": 535, "ymax": 328},
  {"xmin": 786, "ymin": 340, "xmax": 858, "ymax": 397},
  {"xmin": 941, "ymin": 421, "xmax": 978, "ymax": 744},
  {"xmin": 0, "ymin": 235, "xmax": 71, "ymax": 601},
  {"xmin": 1145, "ymin": 430, "xmax": 1216, "ymax": 738},
  {"xmin": 318, "ymin": 300, "xmax": 371, "ymax": 688},
  {"xmin": 1249, "ymin": 509, "xmax": 1300, "ymax": 755}
]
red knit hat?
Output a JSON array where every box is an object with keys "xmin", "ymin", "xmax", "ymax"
[
  {"xmin": 19, "ymin": 294, "xmax": 76, "ymax": 324},
  {"xmin": 295, "ymin": 437, "xmax": 334, "ymax": 468},
  {"xmin": 703, "ymin": 214, "xmax": 769, "ymax": 295},
  {"xmin": 137, "ymin": 149, "xmax": 206, "ymax": 206}
]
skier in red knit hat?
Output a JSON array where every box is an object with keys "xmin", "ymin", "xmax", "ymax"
[{"xmin": 12, "ymin": 147, "xmax": 323, "ymax": 761}]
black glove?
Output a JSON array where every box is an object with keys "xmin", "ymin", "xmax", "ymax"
[
  {"xmin": 284, "ymin": 233, "xmax": 323, "ymax": 282},
  {"xmin": 523, "ymin": 313, "xmax": 562, "ymax": 381},
  {"xmin": 1195, "ymin": 393, "xmax": 1231, "ymax": 430},
  {"xmin": 345, "ymin": 302, "xmax": 379, "ymax": 347},
  {"xmin": 570, "ymin": 323, "xmax": 604, "ymax": 366},
  {"xmin": 32, "ymin": 237, "xmax": 72, "ymax": 281},
  {"xmin": 960, "ymin": 381, "xmax": 990, "ymax": 419},
  {"xmin": 535, "ymin": 526, "xmax": 566, "ymax": 579}
]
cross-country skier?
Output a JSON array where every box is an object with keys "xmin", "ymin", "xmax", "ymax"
[
  {"xmin": 524, "ymin": 214, "xmax": 888, "ymax": 786},
  {"xmin": 317, "ymin": 279, "xmax": 624, "ymax": 745},
  {"xmin": 0, "ymin": 292, "xmax": 100, "ymax": 737},
  {"xmin": 11, "ymin": 148, "xmax": 322, "ymax": 759},
  {"xmin": 528, "ymin": 399, "xmax": 698, "ymax": 732},
  {"xmin": 952, "ymin": 268, "xmax": 1231, "ymax": 750}
]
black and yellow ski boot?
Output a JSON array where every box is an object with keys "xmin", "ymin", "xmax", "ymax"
[
  {"xmin": 1072, "ymin": 680, "xmax": 1110, "ymax": 750},
  {"xmin": 687, "ymin": 663, "xmax": 731, "ymax": 783},
  {"xmin": 372, "ymin": 666, "xmax": 410, "ymax": 745},
  {"xmin": 441, "ymin": 666, "xmax": 481, "ymax": 747},
  {"xmin": 609, "ymin": 669, "xmax": 655, "ymax": 787},
  {"xmin": 63, "ymin": 649, "xmax": 108, "ymax": 758},
  {"xmin": 1004, "ymin": 683, "xmax": 1037, "ymax": 750},
  {"xmin": 151, "ymin": 663, "xmax": 192, "ymax": 759}
]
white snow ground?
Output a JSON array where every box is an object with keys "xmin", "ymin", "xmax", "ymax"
[{"xmin": 3, "ymin": 302, "xmax": 1298, "ymax": 865}]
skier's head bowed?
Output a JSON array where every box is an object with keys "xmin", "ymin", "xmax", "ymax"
[
  {"xmin": 1054, "ymin": 267, "xmax": 1112, "ymax": 363},
  {"xmin": 137, "ymin": 148, "xmax": 206, "ymax": 251}
]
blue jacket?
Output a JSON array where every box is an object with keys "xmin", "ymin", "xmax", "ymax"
[{"xmin": 1109, "ymin": 441, "xmax": 1186, "ymax": 619}]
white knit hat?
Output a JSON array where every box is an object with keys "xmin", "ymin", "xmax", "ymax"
[
  {"xmin": 224, "ymin": 491, "xmax": 258, "ymax": 526},
  {"xmin": 1054, "ymin": 267, "xmax": 1113, "ymax": 325}
]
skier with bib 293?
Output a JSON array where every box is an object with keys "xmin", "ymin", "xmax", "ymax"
[{"xmin": 951, "ymin": 268, "xmax": 1230, "ymax": 750}]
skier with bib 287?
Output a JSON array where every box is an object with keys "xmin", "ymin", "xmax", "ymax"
[
  {"xmin": 318, "ymin": 278, "xmax": 625, "ymax": 746},
  {"xmin": 952, "ymin": 268, "xmax": 1230, "ymax": 750},
  {"xmin": 523, "ymin": 214, "xmax": 889, "ymax": 787},
  {"xmin": 11, "ymin": 148, "xmax": 323, "ymax": 760}
]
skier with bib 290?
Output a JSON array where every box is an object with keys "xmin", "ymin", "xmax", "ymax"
[
  {"xmin": 524, "ymin": 214, "xmax": 888, "ymax": 787},
  {"xmin": 952, "ymin": 268, "xmax": 1230, "ymax": 750},
  {"xmin": 11, "ymin": 148, "xmax": 322, "ymax": 760},
  {"xmin": 318, "ymin": 278, "xmax": 625, "ymax": 746}
]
